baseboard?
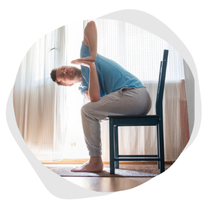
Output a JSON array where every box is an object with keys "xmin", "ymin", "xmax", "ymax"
[{"xmin": 42, "ymin": 158, "xmax": 174, "ymax": 165}]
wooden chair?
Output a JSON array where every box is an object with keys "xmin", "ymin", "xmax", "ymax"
[{"xmin": 108, "ymin": 50, "xmax": 169, "ymax": 174}]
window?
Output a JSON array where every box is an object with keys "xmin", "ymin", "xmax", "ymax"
[{"xmin": 94, "ymin": 19, "xmax": 185, "ymax": 82}]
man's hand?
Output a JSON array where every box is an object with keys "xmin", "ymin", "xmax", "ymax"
[{"xmin": 71, "ymin": 56, "xmax": 95, "ymax": 65}]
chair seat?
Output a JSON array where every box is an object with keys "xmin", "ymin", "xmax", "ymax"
[
  {"xmin": 108, "ymin": 115, "xmax": 160, "ymax": 126},
  {"xmin": 108, "ymin": 114, "xmax": 158, "ymax": 118}
]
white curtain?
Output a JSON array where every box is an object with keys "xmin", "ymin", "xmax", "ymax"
[
  {"xmin": 13, "ymin": 23, "xmax": 86, "ymax": 162},
  {"xmin": 14, "ymin": 19, "xmax": 190, "ymax": 163}
]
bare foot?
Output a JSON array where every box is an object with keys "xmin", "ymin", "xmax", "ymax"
[{"xmin": 71, "ymin": 156, "xmax": 103, "ymax": 172}]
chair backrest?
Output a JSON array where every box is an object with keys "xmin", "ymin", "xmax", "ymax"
[{"xmin": 155, "ymin": 50, "xmax": 169, "ymax": 118}]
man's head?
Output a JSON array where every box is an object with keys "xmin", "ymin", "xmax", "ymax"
[{"xmin": 50, "ymin": 66, "xmax": 82, "ymax": 86}]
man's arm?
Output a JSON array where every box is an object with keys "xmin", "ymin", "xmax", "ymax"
[
  {"xmin": 72, "ymin": 21, "xmax": 97, "ymax": 63},
  {"xmin": 71, "ymin": 21, "xmax": 100, "ymax": 102},
  {"xmin": 85, "ymin": 61, "xmax": 100, "ymax": 102},
  {"xmin": 83, "ymin": 21, "xmax": 97, "ymax": 61},
  {"xmin": 72, "ymin": 60, "xmax": 100, "ymax": 102}
]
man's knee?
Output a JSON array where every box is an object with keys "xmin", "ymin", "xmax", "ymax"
[{"xmin": 81, "ymin": 102, "xmax": 93, "ymax": 115}]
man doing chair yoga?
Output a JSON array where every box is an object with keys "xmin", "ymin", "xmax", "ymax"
[{"xmin": 50, "ymin": 21, "xmax": 152, "ymax": 172}]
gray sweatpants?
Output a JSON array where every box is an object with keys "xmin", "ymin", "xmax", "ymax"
[{"xmin": 81, "ymin": 87, "xmax": 152, "ymax": 156}]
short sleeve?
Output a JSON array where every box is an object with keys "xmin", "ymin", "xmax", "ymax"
[
  {"xmin": 78, "ymin": 83, "xmax": 88, "ymax": 96},
  {"xmin": 80, "ymin": 42, "xmax": 90, "ymax": 58}
]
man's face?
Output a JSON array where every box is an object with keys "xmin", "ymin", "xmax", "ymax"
[{"xmin": 56, "ymin": 66, "xmax": 81, "ymax": 86}]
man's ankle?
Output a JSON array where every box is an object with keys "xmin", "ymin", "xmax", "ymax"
[{"xmin": 89, "ymin": 156, "xmax": 102, "ymax": 163}]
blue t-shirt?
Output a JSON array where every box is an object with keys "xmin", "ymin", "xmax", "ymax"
[{"xmin": 78, "ymin": 42, "xmax": 145, "ymax": 97}]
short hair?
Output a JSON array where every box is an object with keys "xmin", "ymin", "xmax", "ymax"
[
  {"xmin": 50, "ymin": 68, "xmax": 63, "ymax": 86},
  {"xmin": 50, "ymin": 66, "xmax": 81, "ymax": 86}
]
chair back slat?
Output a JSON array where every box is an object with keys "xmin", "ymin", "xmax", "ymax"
[{"xmin": 155, "ymin": 50, "xmax": 169, "ymax": 117}]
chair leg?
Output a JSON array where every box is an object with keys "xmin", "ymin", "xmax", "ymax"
[
  {"xmin": 114, "ymin": 125, "xmax": 119, "ymax": 169},
  {"xmin": 109, "ymin": 119, "xmax": 115, "ymax": 174},
  {"xmin": 159, "ymin": 121, "xmax": 165, "ymax": 173},
  {"xmin": 157, "ymin": 125, "xmax": 160, "ymax": 169}
]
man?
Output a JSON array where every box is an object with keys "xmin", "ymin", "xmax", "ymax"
[{"xmin": 50, "ymin": 21, "xmax": 152, "ymax": 172}]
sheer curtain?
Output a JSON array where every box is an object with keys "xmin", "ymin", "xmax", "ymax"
[
  {"xmin": 13, "ymin": 26, "xmax": 67, "ymax": 162},
  {"xmin": 86, "ymin": 19, "xmax": 190, "ymax": 162},
  {"xmin": 13, "ymin": 23, "xmax": 87, "ymax": 162}
]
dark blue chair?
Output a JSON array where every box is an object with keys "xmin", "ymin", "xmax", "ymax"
[{"xmin": 108, "ymin": 50, "xmax": 169, "ymax": 174}]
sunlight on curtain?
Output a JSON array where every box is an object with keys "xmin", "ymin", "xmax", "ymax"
[
  {"xmin": 14, "ymin": 27, "xmax": 67, "ymax": 162},
  {"xmin": 61, "ymin": 21, "xmax": 88, "ymax": 159},
  {"xmin": 13, "ymin": 23, "xmax": 87, "ymax": 162}
]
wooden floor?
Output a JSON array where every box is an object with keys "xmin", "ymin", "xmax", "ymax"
[
  {"xmin": 47, "ymin": 163, "xmax": 172, "ymax": 192},
  {"xmin": 64, "ymin": 176, "xmax": 152, "ymax": 192}
]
